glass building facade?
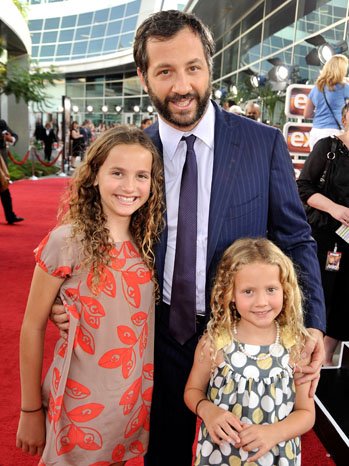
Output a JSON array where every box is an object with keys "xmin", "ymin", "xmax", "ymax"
[
  {"xmin": 188, "ymin": 0, "xmax": 349, "ymax": 111},
  {"xmin": 27, "ymin": 0, "xmax": 349, "ymax": 126},
  {"xmin": 27, "ymin": 0, "xmax": 162, "ymax": 126}
]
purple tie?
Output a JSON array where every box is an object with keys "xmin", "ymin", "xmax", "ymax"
[{"xmin": 170, "ymin": 135, "xmax": 197, "ymax": 344}]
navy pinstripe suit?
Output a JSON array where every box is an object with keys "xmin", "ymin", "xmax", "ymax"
[{"xmin": 144, "ymin": 101, "xmax": 325, "ymax": 466}]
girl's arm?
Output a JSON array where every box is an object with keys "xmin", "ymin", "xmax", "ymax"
[
  {"xmin": 16, "ymin": 265, "xmax": 64, "ymax": 457},
  {"xmin": 184, "ymin": 337, "xmax": 243, "ymax": 446},
  {"xmin": 303, "ymin": 98, "xmax": 315, "ymax": 118},
  {"xmin": 239, "ymin": 360, "xmax": 315, "ymax": 463}
]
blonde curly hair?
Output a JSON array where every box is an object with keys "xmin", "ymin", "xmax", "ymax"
[
  {"xmin": 206, "ymin": 238, "xmax": 309, "ymax": 368},
  {"xmin": 58, "ymin": 125, "xmax": 165, "ymax": 295},
  {"xmin": 316, "ymin": 54, "xmax": 348, "ymax": 92}
]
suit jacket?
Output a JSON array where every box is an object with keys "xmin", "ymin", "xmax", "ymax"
[
  {"xmin": 146, "ymin": 101, "xmax": 326, "ymax": 332},
  {"xmin": 0, "ymin": 119, "xmax": 18, "ymax": 149}
]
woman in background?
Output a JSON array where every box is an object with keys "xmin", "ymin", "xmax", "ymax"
[
  {"xmin": 304, "ymin": 54, "xmax": 349, "ymax": 149},
  {"xmin": 298, "ymin": 103, "xmax": 349, "ymax": 365}
]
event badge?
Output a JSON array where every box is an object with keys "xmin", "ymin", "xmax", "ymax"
[{"xmin": 325, "ymin": 243, "xmax": 341, "ymax": 272}]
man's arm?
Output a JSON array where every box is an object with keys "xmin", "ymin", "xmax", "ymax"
[{"xmin": 267, "ymin": 130, "xmax": 325, "ymax": 394}]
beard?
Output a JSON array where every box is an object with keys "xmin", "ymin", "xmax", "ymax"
[{"xmin": 146, "ymin": 81, "xmax": 212, "ymax": 129}]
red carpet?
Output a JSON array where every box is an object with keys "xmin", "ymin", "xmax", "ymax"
[{"xmin": 0, "ymin": 178, "xmax": 335, "ymax": 466}]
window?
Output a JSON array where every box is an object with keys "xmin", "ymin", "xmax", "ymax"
[
  {"xmin": 29, "ymin": 19, "xmax": 43, "ymax": 31},
  {"xmin": 91, "ymin": 24, "xmax": 107, "ymax": 38},
  {"xmin": 72, "ymin": 42, "xmax": 88, "ymax": 56},
  {"xmin": 119, "ymin": 33, "xmax": 134, "ymax": 49},
  {"xmin": 61, "ymin": 15, "xmax": 76, "ymax": 28},
  {"xmin": 125, "ymin": 0, "xmax": 140, "ymax": 16},
  {"xmin": 43, "ymin": 31, "xmax": 58, "ymax": 43},
  {"xmin": 88, "ymin": 39, "xmax": 104, "ymax": 55},
  {"xmin": 110, "ymin": 5, "xmax": 126, "ymax": 20},
  {"xmin": 78, "ymin": 12, "xmax": 93, "ymax": 26},
  {"xmin": 57, "ymin": 43, "xmax": 72, "ymax": 56},
  {"xmin": 122, "ymin": 16, "xmax": 137, "ymax": 33},
  {"xmin": 44, "ymin": 17, "xmax": 60, "ymax": 29},
  {"xmin": 106, "ymin": 20, "xmax": 122, "ymax": 36},
  {"xmin": 40, "ymin": 45, "xmax": 56, "ymax": 58},
  {"xmin": 94, "ymin": 9, "xmax": 109, "ymax": 23},
  {"xmin": 59, "ymin": 29, "xmax": 74, "ymax": 42}
]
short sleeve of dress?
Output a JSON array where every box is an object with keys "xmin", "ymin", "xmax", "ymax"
[{"xmin": 34, "ymin": 224, "xmax": 75, "ymax": 278}]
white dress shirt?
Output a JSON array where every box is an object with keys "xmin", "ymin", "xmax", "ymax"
[{"xmin": 159, "ymin": 101, "xmax": 215, "ymax": 313}]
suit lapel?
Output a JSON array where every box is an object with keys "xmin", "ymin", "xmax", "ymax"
[{"xmin": 207, "ymin": 102, "xmax": 244, "ymax": 269}]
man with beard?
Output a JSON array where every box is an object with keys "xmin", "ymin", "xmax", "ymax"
[
  {"xmin": 51, "ymin": 10, "xmax": 325, "ymax": 466},
  {"xmin": 134, "ymin": 10, "xmax": 325, "ymax": 466}
]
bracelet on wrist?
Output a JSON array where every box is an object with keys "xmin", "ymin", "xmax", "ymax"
[
  {"xmin": 21, "ymin": 405, "xmax": 43, "ymax": 413},
  {"xmin": 195, "ymin": 398, "xmax": 208, "ymax": 418}
]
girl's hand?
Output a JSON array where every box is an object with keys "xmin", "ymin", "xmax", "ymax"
[
  {"xmin": 16, "ymin": 410, "xmax": 46, "ymax": 456},
  {"xmin": 238, "ymin": 423, "xmax": 277, "ymax": 462},
  {"xmin": 198, "ymin": 401, "xmax": 243, "ymax": 446}
]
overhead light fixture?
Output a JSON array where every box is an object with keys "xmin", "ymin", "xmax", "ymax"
[
  {"xmin": 318, "ymin": 43, "xmax": 334, "ymax": 64},
  {"xmin": 268, "ymin": 65, "xmax": 289, "ymax": 82},
  {"xmin": 72, "ymin": 105, "xmax": 79, "ymax": 113},
  {"xmin": 305, "ymin": 35, "xmax": 336, "ymax": 65},
  {"xmin": 57, "ymin": 106, "xmax": 64, "ymax": 113},
  {"xmin": 133, "ymin": 105, "xmax": 140, "ymax": 113},
  {"xmin": 147, "ymin": 105, "xmax": 154, "ymax": 114},
  {"xmin": 250, "ymin": 75, "xmax": 259, "ymax": 88},
  {"xmin": 101, "ymin": 105, "xmax": 108, "ymax": 113},
  {"xmin": 86, "ymin": 105, "xmax": 93, "ymax": 112},
  {"xmin": 115, "ymin": 105, "xmax": 122, "ymax": 113},
  {"xmin": 230, "ymin": 85, "xmax": 238, "ymax": 96},
  {"xmin": 214, "ymin": 89, "xmax": 222, "ymax": 99}
]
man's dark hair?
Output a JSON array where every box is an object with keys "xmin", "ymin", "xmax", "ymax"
[{"xmin": 133, "ymin": 10, "xmax": 215, "ymax": 78}]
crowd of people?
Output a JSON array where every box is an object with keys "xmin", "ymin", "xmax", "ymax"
[{"xmin": 1, "ymin": 7, "xmax": 346, "ymax": 466}]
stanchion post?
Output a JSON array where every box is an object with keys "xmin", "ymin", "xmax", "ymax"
[{"xmin": 29, "ymin": 146, "xmax": 38, "ymax": 181}]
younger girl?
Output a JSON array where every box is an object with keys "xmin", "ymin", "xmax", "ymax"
[
  {"xmin": 16, "ymin": 126, "xmax": 164, "ymax": 465},
  {"xmin": 185, "ymin": 238, "xmax": 315, "ymax": 465}
]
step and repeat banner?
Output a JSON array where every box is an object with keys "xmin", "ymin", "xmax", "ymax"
[{"xmin": 283, "ymin": 84, "xmax": 313, "ymax": 177}]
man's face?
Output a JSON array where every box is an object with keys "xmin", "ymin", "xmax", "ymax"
[
  {"xmin": 138, "ymin": 27, "xmax": 211, "ymax": 131},
  {"xmin": 245, "ymin": 105, "xmax": 260, "ymax": 120}
]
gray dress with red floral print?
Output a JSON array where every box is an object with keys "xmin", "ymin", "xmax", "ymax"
[{"xmin": 36, "ymin": 225, "xmax": 154, "ymax": 466}]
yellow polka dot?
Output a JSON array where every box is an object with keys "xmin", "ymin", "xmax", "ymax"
[
  {"xmin": 203, "ymin": 426, "xmax": 207, "ymax": 436},
  {"xmin": 232, "ymin": 403, "xmax": 242, "ymax": 418},
  {"xmin": 229, "ymin": 455, "xmax": 242, "ymax": 465},
  {"xmin": 285, "ymin": 440, "xmax": 295, "ymax": 459},
  {"xmin": 223, "ymin": 379, "xmax": 235, "ymax": 394},
  {"xmin": 270, "ymin": 384, "xmax": 276, "ymax": 398},
  {"xmin": 252, "ymin": 407, "xmax": 264, "ymax": 424},
  {"xmin": 194, "ymin": 453, "xmax": 201, "ymax": 466},
  {"xmin": 257, "ymin": 356, "xmax": 272, "ymax": 370},
  {"xmin": 210, "ymin": 387, "xmax": 218, "ymax": 399}
]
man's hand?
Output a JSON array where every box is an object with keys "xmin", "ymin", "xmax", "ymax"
[
  {"xmin": 294, "ymin": 328, "xmax": 324, "ymax": 397},
  {"xmin": 50, "ymin": 302, "xmax": 69, "ymax": 338}
]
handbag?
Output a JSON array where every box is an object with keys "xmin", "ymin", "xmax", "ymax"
[
  {"xmin": 0, "ymin": 155, "xmax": 9, "ymax": 193},
  {"xmin": 304, "ymin": 137, "xmax": 338, "ymax": 228},
  {"xmin": 323, "ymin": 90, "xmax": 342, "ymax": 130}
]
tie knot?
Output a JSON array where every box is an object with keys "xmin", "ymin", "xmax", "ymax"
[{"xmin": 182, "ymin": 134, "xmax": 196, "ymax": 151}]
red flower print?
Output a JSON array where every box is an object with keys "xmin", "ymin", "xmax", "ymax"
[
  {"xmin": 65, "ymin": 378, "xmax": 91, "ymax": 399},
  {"xmin": 67, "ymin": 403, "xmax": 104, "ymax": 422},
  {"xmin": 112, "ymin": 444, "xmax": 126, "ymax": 462}
]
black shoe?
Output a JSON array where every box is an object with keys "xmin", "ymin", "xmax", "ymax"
[{"xmin": 8, "ymin": 216, "xmax": 24, "ymax": 225}]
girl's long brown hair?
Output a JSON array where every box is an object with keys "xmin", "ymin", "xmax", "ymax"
[{"xmin": 58, "ymin": 125, "xmax": 165, "ymax": 294}]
